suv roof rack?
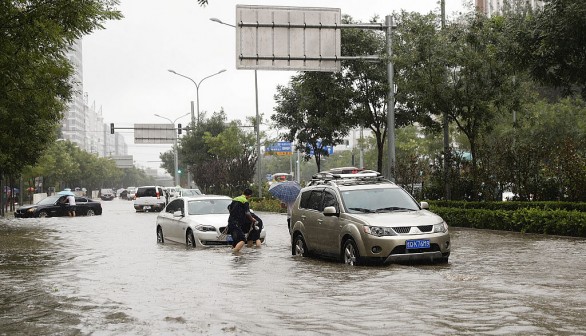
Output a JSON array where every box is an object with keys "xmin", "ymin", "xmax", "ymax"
[{"xmin": 308, "ymin": 170, "xmax": 394, "ymax": 187}]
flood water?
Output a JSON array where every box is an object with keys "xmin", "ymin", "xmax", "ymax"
[{"xmin": 1, "ymin": 199, "xmax": 585, "ymax": 335}]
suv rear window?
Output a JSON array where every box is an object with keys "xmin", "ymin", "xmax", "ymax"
[{"xmin": 136, "ymin": 187, "xmax": 159, "ymax": 197}]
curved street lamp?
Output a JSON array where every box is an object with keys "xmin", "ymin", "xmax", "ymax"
[
  {"xmin": 168, "ymin": 69, "xmax": 226, "ymax": 188},
  {"xmin": 210, "ymin": 17, "xmax": 262, "ymax": 197},
  {"xmin": 167, "ymin": 69, "xmax": 226, "ymax": 127},
  {"xmin": 154, "ymin": 112, "xmax": 189, "ymax": 186}
]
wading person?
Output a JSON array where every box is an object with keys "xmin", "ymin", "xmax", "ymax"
[
  {"xmin": 227, "ymin": 188, "xmax": 257, "ymax": 253},
  {"xmin": 242, "ymin": 211, "xmax": 263, "ymax": 248},
  {"xmin": 67, "ymin": 193, "xmax": 76, "ymax": 217}
]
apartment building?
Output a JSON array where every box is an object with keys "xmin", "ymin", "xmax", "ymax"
[{"xmin": 61, "ymin": 39, "xmax": 128, "ymax": 158}]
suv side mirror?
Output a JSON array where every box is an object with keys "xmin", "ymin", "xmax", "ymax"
[
  {"xmin": 173, "ymin": 210, "xmax": 184, "ymax": 217},
  {"xmin": 420, "ymin": 201, "xmax": 429, "ymax": 209},
  {"xmin": 323, "ymin": 206, "xmax": 339, "ymax": 217}
]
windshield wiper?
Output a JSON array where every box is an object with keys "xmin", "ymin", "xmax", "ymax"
[
  {"xmin": 348, "ymin": 207, "xmax": 375, "ymax": 213},
  {"xmin": 375, "ymin": 207, "xmax": 415, "ymax": 212}
]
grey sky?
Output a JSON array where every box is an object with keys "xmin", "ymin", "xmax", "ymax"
[{"xmin": 82, "ymin": 0, "xmax": 469, "ymax": 172}]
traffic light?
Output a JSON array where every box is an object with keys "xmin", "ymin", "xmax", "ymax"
[
  {"xmin": 110, "ymin": 123, "xmax": 114, "ymax": 134},
  {"xmin": 178, "ymin": 123, "xmax": 182, "ymax": 134}
]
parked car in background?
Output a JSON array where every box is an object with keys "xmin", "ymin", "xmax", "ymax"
[
  {"xmin": 165, "ymin": 187, "xmax": 179, "ymax": 199},
  {"xmin": 126, "ymin": 187, "xmax": 137, "ymax": 200},
  {"xmin": 156, "ymin": 195, "xmax": 266, "ymax": 247},
  {"xmin": 133, "ymin": 186, "xmax": 166, "ymax": 212},
  {"xmin": 177, "ymin": 188, "xmax": 203, "ymax": 198},
  {"xmin": 100, "ymin": 188, "xmax": 115, "ymax": 201},
  {"xmin": 15, "ymin": 195, "xmax": 102, "ymax": 218},
  {"xmin": 290, "ymin": 170, "xmax": 450, "ymax": 265}
]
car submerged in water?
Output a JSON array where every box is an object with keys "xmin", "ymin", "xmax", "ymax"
[
  {"xmin": 290, "ymin": 170, "xmax": 450, "ymax": 265},
  {"xmin": 156, "ymin": 195, "xmax": 266, "ymax": 247},
  {"xmin": 14, "ymin": 195, "xmax": 103, "ymax": 218}
]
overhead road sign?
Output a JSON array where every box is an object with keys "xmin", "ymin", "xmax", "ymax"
[
  {"xmin": 236, "ymin": 5, "xmax": 342, "ymax": 71},
  {"xmin": 134, "ymin": 124, "xmax": 176, "ymax": 144},
  {"xmin": 112, "ymin": 155, "xmax": 134, "ymax": 169},
  {"xmin": 235, "ymin": 5, "xmax": 387, "ymax": 72},
  {"xmin": 266, "ymin": 141, "xmax": 293, "ymax": 156}
]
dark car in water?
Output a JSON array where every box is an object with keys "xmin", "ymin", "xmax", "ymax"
[
  {"xmin": 14, "ymin": 195, "xmax": 103, "ymax": 218},
  {"xmin": 100, "ymin": 189, "xmax": 115, "ymax": 201}
]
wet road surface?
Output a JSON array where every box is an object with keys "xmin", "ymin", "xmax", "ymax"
[{"xmin": 1, "ymin": 198, "xmax": 585, "ymax": 335}]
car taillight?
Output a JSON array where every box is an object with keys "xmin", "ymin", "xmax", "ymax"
[{"xmin": 156, "ymin": 192, "xmax": 160, "ymax": 199}]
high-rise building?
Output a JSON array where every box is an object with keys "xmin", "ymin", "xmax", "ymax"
[
  {"xmin": 475, "ymin": 0, "xmax": 544, "ymax": 16},
  {"xmin": 61, "ymin": 39, "xmax": 128, "ymax": 158}
]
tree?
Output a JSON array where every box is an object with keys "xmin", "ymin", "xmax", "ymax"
[
  {"xmin": 510, "ymin": 0, "xmax": 586, "ymax": 98},
  {"xmin": 482, "ymin": 97, "xmax": 586, "ymax": 201},
  {"xmin": 272, "ymin": 72, "xmax": 354, "ymax": 172},
  {"xmin": 0, "ymin": 1, "xmax": 122, "ymax": 177},
  {"xmin": 176, "ymin": 110, "xmax": 258, "ymax": 194}
]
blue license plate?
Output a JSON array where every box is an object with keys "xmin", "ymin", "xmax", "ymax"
[{"xmin": 406, "ymin": 239, "xmax": 430, "ymax": 249}]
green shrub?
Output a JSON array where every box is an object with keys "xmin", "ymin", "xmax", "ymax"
[
  {"xmin": 431, "ymin": 206, "xmax": 586, "ymax": 237},
  {"xmin": 427, "ymin": 200, "xmax": 586, "ymax": 212}
]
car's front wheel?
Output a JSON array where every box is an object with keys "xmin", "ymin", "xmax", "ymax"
[
  {"xmin": 186, "ymin": 230, "xmax": 196, "ymax": 248},
  {"xmin": 292, "ymin": 234, "xmax": 308, "ymax": 257},
  {"xmin": 86, "ymin": 209, "xmax": 95, "ymax": 216},
  {"xmin": 37, "ymin": 211, "xmax": 48, "ymax": 218},
  {"xmin": 157, "ymin": 226, "xmax": 164, "ymax": 243},
  {"xmin": 342, "ymin": 239, "xmax": 361, "ymax": 266}
]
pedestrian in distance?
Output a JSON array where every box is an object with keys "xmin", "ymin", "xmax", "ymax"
[{"xmin": 227, "ymin": 188, "xmax": 257, "ymax": 253}]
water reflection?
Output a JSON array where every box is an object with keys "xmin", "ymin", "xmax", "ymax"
[{"xmin": 1, "ymin": 201, "xmax": 585, "ymax": 335}]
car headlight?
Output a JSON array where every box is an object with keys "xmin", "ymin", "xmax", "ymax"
[
  {"xmin": 363, "ymin": 225, "xmax": 397, "ymax": 237},
  {"xmin": 433, "ymin": 221, "xmax": 448, "ymax": 233},
  {"xmin": 195, "ymin": 225, "xmax": 217, "ymax": 232},
  {"xmin": 27, "ymin": 208, "xmax": 37, "ymax": 212}
]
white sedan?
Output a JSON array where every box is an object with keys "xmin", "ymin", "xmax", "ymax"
[{"xmin": 155, "ymin": 195, "xmax": 266, "ymax": 247}]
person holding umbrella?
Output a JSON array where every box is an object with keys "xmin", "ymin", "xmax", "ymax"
[{"xmin": 268, "ymin": 181, "xmax": 301, "ymax": 233}]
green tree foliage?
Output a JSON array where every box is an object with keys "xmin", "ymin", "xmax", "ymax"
[
  {"xmin": 176, "ymin": 110, "xmax": 257, "ymax": 194},
  {"xmin": 341, "ymin": 16, "xmax": 390, "ymax": 173},
  {"xmin": 21, "ymin": 140, "xmax": 144, "ymax": 193},
  {"xmin": 272, "ymin": 72, "xmax": 354, "ymax": 172},
  {"xmin": 509, "ymin": 0, "xmax": 586, "ymax": 98},
  {"xmin": 480, "ymin": 97, "xmax": 586, "ymax": 201},
  {"xmin": 0, "ymin": 1, "xmax": 122, "ymax": 176}
]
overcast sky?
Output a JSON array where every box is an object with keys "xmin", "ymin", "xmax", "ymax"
[{"xmin": 82, "ymin": 0, "xmax": 470, "ymax": 173}]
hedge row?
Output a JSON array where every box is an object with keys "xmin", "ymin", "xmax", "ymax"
[
  {"xmin": 427, "ymin": 200, "xmax": 586, "ymax": 212},
  {"xmin": 431, "ymin": 207, "xmax": 586, "ymax": 237},
  {"xmin": 250, "ymin": 198, "xmax": 586, "ymax": 238}
]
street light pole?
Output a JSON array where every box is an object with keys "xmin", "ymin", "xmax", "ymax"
[
  {"xmin": 168, "ymin": 69, "xmax": 226, "ymax": 188},
  {"xmin": 210, "ymin": 17, "xmax": 263, "ymax": 197},
  {"xmin": 154, "ymin": 113, "xmax": 189, "ymax": 187},
  {"xmin": 168, "ymin": 69, "xmax": 226, "ymax": 127}
]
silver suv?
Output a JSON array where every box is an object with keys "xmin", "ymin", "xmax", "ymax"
[{"xmin": 290, "ymin": 171, "xmax": 450, "ymax": 265}]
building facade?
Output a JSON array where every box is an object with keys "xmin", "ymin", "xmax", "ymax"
[{"xmin": 61, "ymin": 39, "xmax": 128, "ymax": 158}]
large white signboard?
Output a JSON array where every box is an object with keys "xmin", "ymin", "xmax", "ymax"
[
  {"xmin": 236, "ymin": 5, "xmax": 341, "ymax": 71},
  {"xmin": 134, "ymin": 124, "xmax": 176, "ymax": 144},
  {"xmin": 112, "ymin": 155, "xmax": 134, "ymax": 169}
]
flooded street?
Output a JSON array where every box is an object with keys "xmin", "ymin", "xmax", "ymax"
[{"xmin": 1, "ymin": 199, "xmax": 585, "ymax": 335}]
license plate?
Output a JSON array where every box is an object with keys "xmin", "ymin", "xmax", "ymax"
[
  {"xmin": 143, "ymin": 206, "xmax": 151, "ymax": 210},
  {"xmin": 406, "ymin": 239, "xmax": 430, "ymax": 249}
]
